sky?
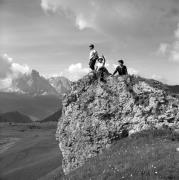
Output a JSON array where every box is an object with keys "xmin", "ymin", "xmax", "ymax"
[{"xmin": 0, "ymin": 0, "xmax": 179, "ymax": 86}]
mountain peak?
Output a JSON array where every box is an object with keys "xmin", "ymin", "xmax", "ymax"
[
  {"xmin": 56, "ymin": 72, "xmax": 179, "ymax": 174},
  {"xmin": 8, "ymin": 70, "xmax": 71, "ymax": 96},
  {"xmin": 31, "ymin": 69, "xmax": 40, "ymax": 78},
  {"xmin": 48, "ymin": 76, "xmax": 71, "ymax": 95}
]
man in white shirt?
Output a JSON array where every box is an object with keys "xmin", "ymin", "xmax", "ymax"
[{"xmin": 89, "ymin": 44, "xmax": 99, "ymax": 70}]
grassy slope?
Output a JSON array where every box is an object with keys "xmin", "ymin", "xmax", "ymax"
[
  {"xmin": 0, "ymin": 111, "xmax": 32, "ymax": 123},
  {"xmin": 64, "ymin": 129, "xmax": 179, "ymax": 180},
  {"xmin": 0, "ymin": 124, "xmax": 178, "ymax": 180},
  {"xmin": 40, "ymin": 110, "xmax": 62, "ymax": 122},
  {"xmin": 0, "ymin": 123, "xmax": 63, "ymax": 180}
]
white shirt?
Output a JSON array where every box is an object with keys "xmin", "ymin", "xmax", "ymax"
[
  {"xmin": 96, "ymin": 61, "xmax": 104, "ymax": 70},
  {"xmin": 89, "ymin": 49, "xmax": 98, "ymax": 60}
]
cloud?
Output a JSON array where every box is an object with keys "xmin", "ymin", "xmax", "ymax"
[
  {"xmin": 64, "ymin": 63, "xmax": 139, "ymax": 81},
  {"xmin": 174, "ymin": 23, "xmax": 179, "ymax": 38},
  {"xmin": 40, "ymin": 0, "xmax": 137, "ymax": 32},
  {"xmin": 40, "ymin": 0, "xmax": 179, "ymax": 47},
  {"xmin": 169, "ymin": 23, "xmax": 179, "ymax": 62},
  {"xmin": 151, "ymin": 74, "xmax": 168, "ymax": 84},
  {"xmin": 0, "ymin": 54, "xmax": 30, "ymax": 89},
  {"xmin": 64, "ymin": 63, "xmax": 89, "ymax": 81},
  {"xmin": 41, "ymin": 0, "xmax": 60, "ymax": 12},
  {"xmin": 128, "ymin": 68, "xmax": 139, "ymax": 75},
  {"xmin": 76, "ymin": 14, "xmax": 94, "ymax": 30},
  {"xmin": 112, "ymin": 64, "xmax": 118, "ymax": 69},
  {"xmin": 11, "ymin": 63, "xmax": 30, "ymax": 78},
  {"xmin": 170, "ymin": 25, "xmax": 179, "ymax": 61},
  {"xmin": 0, "ymin": 78, "xmax": 12, "ymax": 89},
  {"xmin": 158, "ymin": 43, "xmax": 169, "ymax": 55},
  {"xmin": 40, "ymin": 0, "xmax": 98, "ymax": 30},
  {"xmin": 41, "ymin": 0, "xmax": 91, "ymax": 30},
  {"xmin": 158, "ymin": 22, "xmax": 179, "ymax": 62},
  {"xmin": 170, "ymin": 42, "xmax": 179, "ymax": 62},
  {"xmin": 0, "ymin": 54, "xmax": 12, "ymax": 79}
]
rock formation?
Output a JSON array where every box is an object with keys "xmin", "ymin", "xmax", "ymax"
[
  {"xmin": 56, "ymin": 72, "xmax": 179, "ymax": 174},
  {"xmin": 12, "ymin": 70, "xmax": 58, "ymax": 95},
  {"xmin": 8, "ymin": 70, "xmax": 71, "ymax": 96},
  {"xmin": 48, "ymin": 76, "xmax": 71, "ymax": 95}
]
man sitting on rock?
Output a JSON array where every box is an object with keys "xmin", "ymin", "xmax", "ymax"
[
  {"xmin": 89, "ymin": 44, "xmax": 99, "ymax": 71},
  {"xmin": 96, "ymin": 55, "xmax": 109, "ymax": 82},
  {"xmin": 112, "ymin": 59, "xmax": 128, "ymax": 77}
]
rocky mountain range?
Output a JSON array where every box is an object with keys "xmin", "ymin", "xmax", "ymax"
[
  {"xmin": 48, "ymin": 76, "xmax": 71, "ymax": 95},
  {"xmin": 0, "ymin": 69, "xmax": 71, "ymax": 121},
  {"xmin": 3, "ymin": 69, "xmax": 71, "ymax": 96},
  {"xmin": 56, "ymin": 72, "xmax": 179, "ymax": 174}
]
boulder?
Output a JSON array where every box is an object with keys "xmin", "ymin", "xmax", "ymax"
[{"xmin": 56, "ymin": 73, "xmax": 179, "ymax": 174}]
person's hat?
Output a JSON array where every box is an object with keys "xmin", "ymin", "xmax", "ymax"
[
  {"xmin": 89, "ymin": 44, "xmax": 94, "ymax": 48},
  {"xmin": 118, "ymin": 59, "xmax": 124, "ymax": 64}
]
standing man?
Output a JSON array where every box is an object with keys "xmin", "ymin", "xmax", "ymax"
[
  {"xmin": 112, "ymin": 60, "xmax": 128, "ymax": 76},
  {"xmin": 89, "ymin": 44, "xmax": 99, "ymax": 71}
]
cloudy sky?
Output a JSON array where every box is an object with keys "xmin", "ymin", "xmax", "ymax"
[{"xmin": 0, "ymin": 0, "xmax": 179, "ymax": 85}]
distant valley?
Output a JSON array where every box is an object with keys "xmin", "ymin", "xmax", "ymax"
[
  {"xmin": 0, "ymin": 92, "xmax": 61, "ymax": 121},
  {"xmin": 0, "ymin": 70, "xmax": 70, "ymax": 122},
  {"xmin": 0, "ymin": 111, "xmax": 32, "ymax": 123}
]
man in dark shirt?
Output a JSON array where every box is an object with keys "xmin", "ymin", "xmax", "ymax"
[{"xmin": 112, "ymin": 60, "xmax": 128, "ymax": 76}]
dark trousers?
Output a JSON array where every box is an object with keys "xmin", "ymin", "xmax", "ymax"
[
  {"xmin": 89, "ymin": 58, "xmax": 97, "ymax": 70},
  {"xmin": 98, "ymin": 67, "xmax": 108, "ymax": 81}
]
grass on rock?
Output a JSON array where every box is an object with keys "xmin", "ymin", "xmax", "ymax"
[{"xmin": 63, "ymin": 129, "xmax": 179, "ymax": 180}]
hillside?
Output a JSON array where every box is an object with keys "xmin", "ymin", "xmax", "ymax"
[
  {"xmin": 56, "ymin": 72, "xmax": 179, "ymax": 175},
  {"xmin": 0, "ymin": 92, "xmax": 61, "ymax": 120},
  {"xmin": 64, "ymin": 129, "xmax": 179, "ymax": 180},
  {"xmin": 168, "ymin": 85, "xmax": 179, "ymax": 95},
  {"xmin": 40, "ymin": 110, "xmax": 62, "ymax": 123},
  {"xmin": 0, "ymin": 111, "xmax": 32, "ymax": 123}
]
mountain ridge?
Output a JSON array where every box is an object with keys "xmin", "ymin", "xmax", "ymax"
[
  {"xmin": 0, "ymin": 111, "xmax": 32, "ymax": 123},
  {"xmin": 167, "ymin": 85, "xmax": 179, "ymax": 94},
  {"xmin": 1, "ymin": 70, "xmax": 71, "ymax": 96},
  {"xmin": 0, "ymin": 92, "xmax": 61, "ymax": 121},
  {"xmin": 0, "ymin": 70, "xmax": 70, "ymax": 121},
  {"xmin": 40, "ymin": 110, "xmax": 62, "ymax": 123}
]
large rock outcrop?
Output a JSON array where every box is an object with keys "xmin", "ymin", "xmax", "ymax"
[{"xmin": 56, "ymin": 73, "xmax": 179, "ymax": 174}]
